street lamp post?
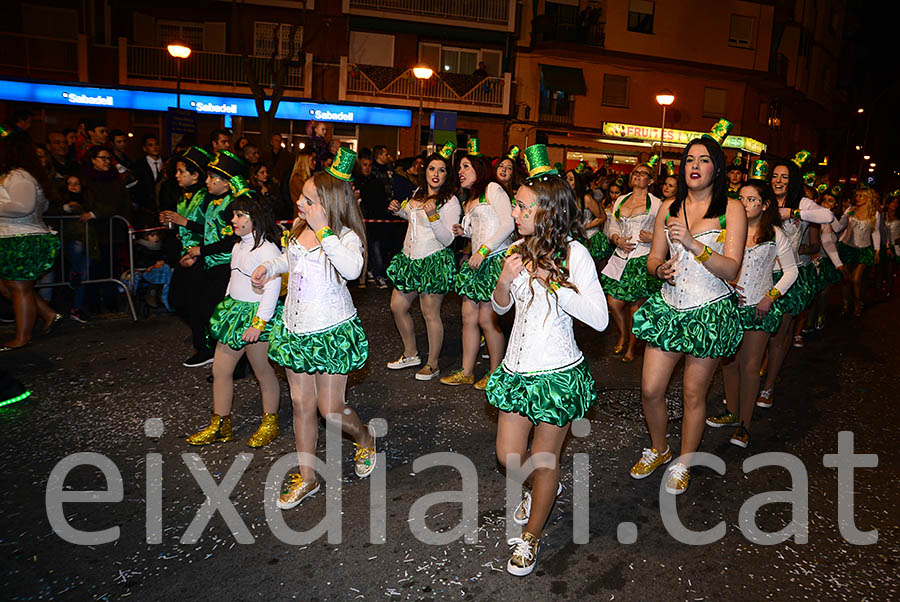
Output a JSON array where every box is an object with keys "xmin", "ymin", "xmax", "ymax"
[
  {"xmin": 412, "ymin": 66, "xmax": 434, "ymax": 155},
  {"xmin": 167, "ymin": 42, "xmax": 192, "ymax": 109},
  {"xmin": 655, "ymin": 89, "xmax": 675, "ymax": 177}
]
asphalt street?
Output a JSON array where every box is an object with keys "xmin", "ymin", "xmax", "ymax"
[{"xmin": 1, "ymin": 285, "xmax": 897, "ymax": 601}]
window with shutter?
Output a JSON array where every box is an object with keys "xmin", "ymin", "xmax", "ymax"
[
  {"xmin": 158, "ymin": 21, "xmax": 204, "ymax": 51},
  {"xmin": 729, "ymin": 15, "xmax": 754, "ymax": 49},
  {"xmin": 254, "ymin": 22, "xmax": 303, "ymax": 59},
  {"xmin": 627, "ymin": 0, "xmax": 654, "ymax": 34},
  {"xmin": 602, "ymin": 74, "xmax": 628, "ymax": 108}
]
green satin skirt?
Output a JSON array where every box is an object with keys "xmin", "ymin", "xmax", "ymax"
[
  {"xmin": 0, "ymin": 233, "xmax": 59, "ymax": 281},
  {"xmin": 600, "ymin": 255, "xmax": 663, "ymax": 303},
  {"xmin": 815, "ymin": 256, "xmax": 843, "ymax": 289},
  {"xmin": 633, "ymin": 293, "xmax": 742, "ymax": 358},
  {"xmin": 837, "ymin": 242, "xmax": 875, "ymax": 267},
  {"xmin": 587, "ymin": 231, "xmax": 613, "ymax": 260},
  {"xmin": 772, "ymin": 266, "xmax": 816, "ymax": 316},
  {"xmin": 268, "ymin": 315, "xmax": 368, "ymax": 374},
  {"xmin": 386, "ymin": 247, "xmax": 457, "ymax": 294},
  {"xmin": 737, "ymin": 303, "xmax": 783, "ymax": 333},
  {"xmin": 208, "ymin": 296, "xmax": 279, "ymax": 349},
  {"xmin": 485, "ymin": 360, "xmax": 596, "ymax": 427},
  {"xmin": 454, "ymin": 253, "xmax": 504, "ymax": 303}
]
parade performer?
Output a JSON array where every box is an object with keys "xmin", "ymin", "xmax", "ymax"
[
  {"xmin": 252, "ymin": 148, "xmax": 376, "ymax": 509},
  {"xmin": 705, "ymin": 168, "xmax": 797, "ymax": 448},
  {"xmin": 385, "ymin": 142, "xmax": 461, "ymax": 380},
  {"xmin": 837, "ymin": 185, "xmax": 881, "ymax": 316},
  {"xmin": 441, "ymin": 139, "xmax": 514, "ymax": 389},
  {"xmin": 809, "ymin": 186, "xmax": 845, "ymax": 331},
  {"xmin": 660, "ymin": 161, "xmax": 678, "ymax": 203},
  {"xmin": 726, "ymin": 155, "xmax": 746, "ymax": 199},
  {"xmin": 0, "ymin": 128, "xmax": 61, "ymax": 350},
  {"xmin": 186, "ymin": 193, "xmax": 283, "ymax": 447},
  {"xmin": 494, "ymin": 146, "xmax": 521, "ymax": 198},
  {"xmin": 565, "ymin": 163, "xmax": 608, "ymax": 260},
  {"xmin": 883, "ymin": 192, "xmax": 900, "ymax": 292},
  {"xmin": 630, "ymin": 120, "xmax": 747, "ymax": 495},
  {"xmin": 600, "ymin": 156, "xmax": 662, "ymax": 362},
  {"xmin": 487, "ymin": 145, "xmax": 608, "ymax": 576}
]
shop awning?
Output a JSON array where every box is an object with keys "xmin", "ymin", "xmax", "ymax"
[{"xmin": 540, "ymin": 64, "xmax": 586, "ymax": 95}]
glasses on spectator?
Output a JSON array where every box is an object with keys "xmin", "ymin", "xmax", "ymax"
[{"xmin": 633, "ymin": 170, "xmax": 652, "ymax": 178}]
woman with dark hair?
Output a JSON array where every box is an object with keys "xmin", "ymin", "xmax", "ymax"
[
  {"xmin": 488, "ymin": 145, "xmax": 608, "ymax": 576},
  {"xmin": 630, "ymin": 121, "xmax": 747, "ymax": 495},
  {"xmin": 494, "ymin": 146, "xmax": 522, "ymax": 198},
  {"xmin": 809, "ymin": 188, "xmax": 845, "ymax": 330},
  {"xmin": 660, "ymin": 161, "xmax": 678, "ymax": 203},
  {"xmin": 0, "ymin": 129, "xmax": 62, "ymax": 350},
  {"xmin": 600, "ymin": 160, "xmax": 662, "ymax": 362},
  {"xmin": 565, "ymin": 166, "xmax": 608, "ymax": 260},
  {"xmin": 385, "ymin": 143, "xmax": 461, "ymax": 380},
  {"xmin": 441, "ymin": 139, "xmax": 514, "ymax": 389},
  {"xmin": 705, "ymin": 168, "xmax": 797, "ymax": 448},
  {"xmin": 250, "ymin": 163, "xmax": 290, "ymax": 220}
]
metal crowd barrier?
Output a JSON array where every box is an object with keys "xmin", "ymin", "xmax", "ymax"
[{"xmin": 37, "ymin": 214, "xmax": 139, "ymax": 321}]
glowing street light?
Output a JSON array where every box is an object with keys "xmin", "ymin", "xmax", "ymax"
[
  {"xmin": 655, "ymin": 89, "xmax": 675, "ymax": 176},
  {"xmin": 870, "ymin": 162, "xmax": 876, "ymax": 167},
  {"xmin": 863, "ymin": 155, "xmax": 871, "ymax": 160},
  {"xmin": 167, "ymin": 41, "xmax": 192, "ymax": 109},
  {"xmin": 857, "ymin": 107, "xmax": 864, "ymax": 114},
  {"xmin": 413, "ymin": 66, "xmax": 434, "ymax": 154}
]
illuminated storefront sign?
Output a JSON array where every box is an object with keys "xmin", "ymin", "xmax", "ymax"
[
  {"xmin": 0, "ymin": 80, "xmax": 412, "ymax": 127},
  {"xmin": 602, "ymin": 122, "xmax": 767, "ymax": 154}
]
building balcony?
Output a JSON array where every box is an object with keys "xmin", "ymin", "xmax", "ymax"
[
  {"xmin": 118, "ymin": 38, "xmax": 312, "ymax": 98},
  {"xmin": 339, "ymin": 58, "xmax": 511, "ymax": 116},
  {"xmin": 343, "ymin": 0, "xmax": 516, "ymax": 32},
  {"xmin": 539, "ymin": 98, "xmax": 575, "ymax": 127},
  {"xmin": 532, "ymin": 20, "xmax": 605, "ymax": 47},
  {"xmin": 0, "ymin": 33, "xmax": 87, "ymax": 82}
]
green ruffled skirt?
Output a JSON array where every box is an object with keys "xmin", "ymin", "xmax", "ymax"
[
  {"xmin": 838, "ymin": 242, "xmax": 875, "ymax": 267},
  {"xmin": 600, "ymin": 255, "xmax": 663, "ymax": 303},
  {"xmin": 268, "ymin": 315, "xmax": 368, "ymax": 374},
  {"xmin": 737, "ymin": 303, "xmax": 783, "ymax": 333},
  {"xmin": 0, "ymin": 233, "xmax": 59, "ymax": 280},
  {"xmin": 208, "ymin": 296, "xmax": 279, "ymax": 349},
  {"xmin": 454, "ymin": 253, "xmax": 504, "ymax": 302},
  {"xmin": 772, "ymin": 266, "xmax": 815, "ymax": 316},
  {"xmin": 386, "ymin": 247, "xmax": 457, "ymax": 294},
  {"xmin": 633, "ymin": 293, "xmax": 742, "ymax": 358},
  {"xmin": 587, "ymin": 231, "xmax": 613, "ymax": 260},
  {"xmin": 485, "ymin": 360, "xmax": 596, "ymax": 427},
  {"xmin": 815, "ymin": 256, "xmax": 843, "ymax": 289}
]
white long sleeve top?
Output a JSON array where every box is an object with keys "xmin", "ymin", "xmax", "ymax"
[
  {"xmin": 820, "ymin": 222, "xmax": 843, "ymax": 268},
  {"xmin": 262, "ymin": 226, "xmax": 364, "ymax": 334},
  {"xmin": 776, "ymin": 198, "xmax": 836, "ymax": 269},
  {"xmin": 0, "ymin": 169, "xmax": 52, "ymax": 237},
  {"xmin": 885, "ymin": 219, "xmax": 900, "ymax": 256},
  {"xmin": 736, "ymin": 228, "xmax": 798, "ymax": 306},
  {"xmin": 606, "ymin": 192, "xmax": 660, "ymax": 260},
  {"xmin": 396, "ymin": 193, "xmax": 460, "ymax": 259},
  {"xmin": 226, "ymin": 232, "xmax": 282, "ymax": 322},
  {"xmin": 460, "ymin": 182, "xmax": 514, "ymax": 257},
  {"xmin": 492, "ymin": 239, "xmax": 608, "ymax": 374},
  {"xmin": 838, "ymin": 210, "xmax": 882, "ymax": 249}
]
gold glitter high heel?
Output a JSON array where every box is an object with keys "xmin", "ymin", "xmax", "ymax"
[
  {"xmin": 612, "ymin": 344, "xmax": 624, "ymax": 355},
  {"xmin": 186, "ymin": 413, "xmax": 234, "ymax": 445},
  {"xmin": 247, "ymin": 413, "xmax": 280, "ymax": 448}
]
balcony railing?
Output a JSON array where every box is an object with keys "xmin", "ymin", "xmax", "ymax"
[
  {"xmin": 539, "ymin": 98, "xmax": 575, "ymax": 126},
  {"xmin": 0, "ymin": 33, "xmax": 82, "ymax": 80},
  {"xmin": 126, "ymin": 45, "xmax": 304, "ymax": 90},
  {"xmin": 533, "ymin": 20, "xmax": 605, "ymax": 47},
  {"xmin": 344, "ymin": 0, "xmax": 515, "ymax": 30},
  {"xmin": 341, "ymin": 60, "xmax": 511, "ymax": 115}
]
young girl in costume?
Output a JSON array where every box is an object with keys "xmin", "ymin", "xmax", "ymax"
[
  {"xmin": 837, "ymin": 185, "xmax": 881, "ymax": 316},
  {"xmin": 441, "ymin": 139, "xmax": 514, "ymax": 390},
  {"xmin": 186, "ymin": 193, "xmax": 283, "ymax": 447},
  {"xmin": 487, "ymin": 145, "xmax": 608, "ymax": 576},
  {"xmin": 494, "ymin": 146, "xmax": 521, "ymax": 198},
  {"xmin": 385, "ymin": 143, "xmax": 461, "ymax": 380},
  {"xmin": 630, "ymin": 121, "xmax": 747, "ymax": 495},
  {"xmin": 565, "ymin": 164, "xmax": 608, "ymax": 260},
  {"xmin": 600, "ymin": 158, "xmax": 662, "ymax": 362},
  {"xmin": 660, "ymin": 161, "xmax": 678, "ymax": 203},
  {"xmin": 809, "ymin": 187, "xmax": 845, "ymax": 330},
  {"xmin": 252, "ymin": 148, "xmax": 376, "ymax": 509},
  {"xmin": 705, "ymin": 169, "xmax": 797, "ymax": 448}
]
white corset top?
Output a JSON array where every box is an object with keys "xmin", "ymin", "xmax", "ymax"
[
  {"xmin": 464, "ymin": 202, "xmax": 512, "ymax": 256},
  {"xmin": 661, "ymin": 229, "xmax": 732, "ymax": 310},
  {"xmin": 840, "ymin": 214, "xmax": 880, "ymax": 248},
  {"xmin": 737, "ymin": 242, "xmax": 776, "ymax": 306},
  {"xmin": 403, "ymin": 207, "xmax": 444, "ymax": 259}
]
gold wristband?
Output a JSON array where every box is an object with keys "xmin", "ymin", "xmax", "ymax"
[
  {"xmin": 427, "ymin": 212, "xmax": 440, "ymax": 223},
  {"xmin": 765, "ymin": 288, "xmax": 781, "ymax": 300},
  {"xmin": 250, "ymin": 316, "xmax": 267, "ymax": 330},
  {"xmin": 477, "ymin": 245, "xmax": 491, "ymax": 258},
  {"xmin": 694, "ymin": 245, "xmax": 712, "ymax": 263},
  {"xmin": 315, "ymin": 226, "xmax": 335, "ymax": 241}
]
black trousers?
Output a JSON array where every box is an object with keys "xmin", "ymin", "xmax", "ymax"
[{"xmin": 187, "ymin": 263, "xmax": 230, "ymax": 354}]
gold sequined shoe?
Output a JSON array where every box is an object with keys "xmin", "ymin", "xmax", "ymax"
[
  {"xmin": 664, "ymin": 462, "xmax": 690, "ymax": 495},
  {"xmin": 354, "ymin": 424, "xmax": 377, "ymax": 478},
  {"xmin": 186, "ymin": 413, "xmax": 234, "ymax": 445},
  {"xmin": 276, "ymin": 473, "xmax": 320, "ymax": 510},
  {"xmin": 473, "ymin": 374, "xmax": 490, "ymax": 390},
  {"xmin": 612, "ymin": 343, "xmax": 624, "ymax": 355},
  {"xmin": 507, "ymin": 531, "xmax": 540, "ymax": 576},
  {"xmin": 247, "ymin": 413, "xmax": 279, "ymax": 448},
  {"xmin": 439, "ymin": 369, "xmax": 475, "ymax": 386},
  {"xmin": 629, "ymin": 446, "xmax": 672, "ymax": 479}
]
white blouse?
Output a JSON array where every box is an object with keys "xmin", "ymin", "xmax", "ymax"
[
  {"xmin": 819, "ymin": 222, "xmax": 843, "ymax": 268},
  {"xmin": 885, "ymin": 219, "xmax": 900, "ymax": 255},
  {"xmin": 460, "ymin": 182, "xmax": 514, "ymax": 257},
  {"xmin": 396, "ymin": 193, "xmax": 460, "ymax": 259},
  {"xmin": 492, "ymin": 240, "xmax": 608, "ymax": 373},
  {"xmin": 226, "ymin": 233, "xmax": 282, "ymax": 322},
  {"xmin": 606, "ymin": 192, "xmax": 660, "ymax": 260},
  {"xmin": 838, "ymin": 211, "xmax": 882, "ymax": 249},
  {"xmin": 0, "ymin": 169, "xmax": 52, "ymax": 237},
  {"xmin": 262, "ymin": 225, "xmax": 364, "ymax": 334},
  {"xmin": 736, "ymin": 228, "xmax": 798, "ymax": 306}
]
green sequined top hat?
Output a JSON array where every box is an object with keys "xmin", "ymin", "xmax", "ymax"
[
  {"xmin": 890, "ymin": 189, "xmax": 900, "ymax": 198},
  {"xmin": 207, "ymin": 150, "xmax": 248, "ymax": 181},
  {"xmin": 791, "ymin": 150, "xmax": 811, "ymax": 169},
  {"xmin": 438, "ymin": 141, "xmax": 457, "ymax": 160},
  {"xmin": 522, "ymin": 144, "xmax": 557, "ymax": 178},
  {"xmin": 506, "ymin": 145, "xmax": 521, "ymax": 161},
  {"xmin": 749, "ymin": 159, "xmax": 769, "ymax": 181},
  {"xmin": 703, "ymin": 118, "xmax": 733, "ymax": 146},
  {"xmin": 831, "ymin": 184, "xmax": 843, "ymax": 198},
  {"xmin": 179, "ymin": 146, "xmax": 212, "ymax": 174},
  {"xmin": 613, "ymin": 176, "xmax": 625, "ymax": 188},
  {"xmin": 466, "ymin": 138, "xmax": 482, "ymax": 157},
  {"xmin": 326, "ymin": 146, "xmax": 357, "ymax": 182},
  {"xmin": 644, "ymin": 154, "xmax": 660, "ymax": 169},
  {"xmin": 728, "ymin": 153, "xmax": 747, "ymax": 172},
  {"xmin": 0, "ymin": 124, "xmax": 8, "ymax": 138},
  {"xmin": 229, "ymin": 174, "xmax": 251, "ymax": 197},
  {"xmin": 816, "ymin": 183, "xmax": 829, "ymax": 195},
  {"xmin": 574, "ymin": 160, "xmax": 589, "ymax": 174},
  {"xmin": 803, "ymin": 171, "xmax": 816, "ymax": 187},
  {"xmin": 664, "ymin": 161, "xmax": 677, "ymax": 177}
]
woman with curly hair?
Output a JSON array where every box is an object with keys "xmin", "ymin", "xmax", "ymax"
[
  {"xmin": 837, "ymin": 185, "xmax": 881, "ymax": 316},
  {"xmin": 487, "ymin": 145, "xmax": 608, "ymax": 576}
]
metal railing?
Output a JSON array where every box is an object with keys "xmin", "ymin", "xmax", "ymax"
[
  {"xmin": 347, "ymin": 0, "xmax": 510, "ymax": 25},
  {"xmin": 539, "ymin": 98, "xmax": 576, "ymax": 126},
  {"xmin": 347, "ymin": 64, "xmax": 507, "ymax": 109},
  {"xmin": 38, "ymin": 215, "xmax": 139, "ymax": 321},
  {"xmin": 127, "ymin": 45, "xmax": 304, "ymax": 89},
  {"xmin": 0, "ymin": 33, "xmax": 79, "ymax": 77},
  {"xmin": 535, "ymin": 20, "xmax": 605, "ymax": 47}
]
